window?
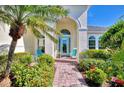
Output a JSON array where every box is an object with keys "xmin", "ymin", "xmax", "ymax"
[
  {"xmin": 89, "ymin": 36, "xmax": 96, "ymax": 49},
  {"xmin": 61, "ymin": 29, "xmax": 70, "ymax": 35},
  {"xmin": 38, "ymin": 36, "xmax": 45, "ymax": 53}
]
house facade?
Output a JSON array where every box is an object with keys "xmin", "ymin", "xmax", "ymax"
[{"xmin": 0, "ymin": 5, "xmax": 107, "ymax": 58}]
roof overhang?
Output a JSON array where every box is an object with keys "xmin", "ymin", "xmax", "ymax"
[{"xmin": 62, "ymin": 5, "xmax": 90, "ymax": 19}]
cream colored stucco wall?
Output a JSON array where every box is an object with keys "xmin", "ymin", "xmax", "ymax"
[{"xmin": 23, "ymin": 30, "xmax": 37, "ymax": 54}]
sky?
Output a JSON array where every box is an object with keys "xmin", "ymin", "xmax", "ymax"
[{"xmin": 88, "ymin": 5, "xmax": 124, "ymax": 27}]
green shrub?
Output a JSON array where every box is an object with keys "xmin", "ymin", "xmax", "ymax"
[
  {"xmin": 13, "ymin": 52, "xmax": 30, "ymax": 61},
  {"xmin": 112, "ymin": 49, "xmax": 124, "ymax": 62},
  {"xmin": 78, "ymin": 59, "xmax": 105, "ymax": 71},
  {"xmin": 0, "ymin": 52, "xmax": 31, "ymax": 74},
  {"xmin": 38, "ymin": 54, "xmax": 55, "ymax": 66},
  {"xmin": 11, "ymin": 62, "xmax": 54, "ymax": 87},
  {"xmin": 117, "ymin": 71, "xmax": 124, "ymax": 80},
  {"xmin": 86, "ymin": 68, "xmax": 107, "ymax": 86},
  {"xmin": 11, "ymin": 53, "xmax": 55, "ymax": 87},
  {"xmin": 19, "ymin": 55, "xmax": 33, "ymax": 64},
  {"xmin": 80, "ymin": 49, "xmax": 111, "ymax": 61},
  {"xmin": 109, "ymin": 49, "xmax": 124, "ymax": 79}
]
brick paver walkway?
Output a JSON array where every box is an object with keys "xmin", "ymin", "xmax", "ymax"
[{"xmin": 53, "ymin": 62, "xmax": 87, "ymax": 87}]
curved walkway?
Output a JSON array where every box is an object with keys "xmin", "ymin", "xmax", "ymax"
[{"xmin": 53, "ymin": 61, "xmax": 87, "ymax": 87}]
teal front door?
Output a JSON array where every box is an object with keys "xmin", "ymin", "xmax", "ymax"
[{"xmin": 60, "ymin": 36, "xmax": 70, "ymax": 56}]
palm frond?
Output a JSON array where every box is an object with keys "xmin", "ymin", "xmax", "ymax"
[
  {"xmin": 44, "ymin": 31, "xmax": 58, "ymax": 43},
  {"xmin": 32, "ymin": 26, "xmax": 44, "ymax": 38},
  {"xmin": 0, "ymin": 5, "xmax": 68, "ymax": 44},
  {"xmin": 27, "ymin": 17, "xmax": 54, "ymax": 31}
]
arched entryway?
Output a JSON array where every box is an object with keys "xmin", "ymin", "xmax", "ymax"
[
  {"xmin": 59, "ymin": 29, "xmax": 71, "ymax": 56},
  {"xmin": 56, "ymin": 16, "xmax": 78, "ymax": 57}
]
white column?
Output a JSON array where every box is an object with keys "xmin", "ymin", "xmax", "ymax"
[
  {"xmin": 96, "ymin": 36, "xmax": 99, "ymax": 50},
  {"xmin": 77, "ymin": 10, "xmax": 88, "ymax": 63},
  {"xmin": 45, "ymin": 32, "xmax": 55, "ymax": 57},
  {"xmin": 78, "ymin": 30, "xmax": 88, "ymax": 52}
]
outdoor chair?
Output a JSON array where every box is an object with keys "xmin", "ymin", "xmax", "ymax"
[
  {"xmin": 70, "ymin": 48, "xmax": 77, "ymax": 58},
  {"xmin": 36, "ymin": 48, "xmax": 43, "ymax": 57},
  {"xmin": 34, "ymin": 48, "xmax": 43, "ymax": 62}
]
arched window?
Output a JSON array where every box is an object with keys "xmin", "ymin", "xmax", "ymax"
[
  {"xmin": 89, "ymin": 36, "xmax": 96, "ymax": 49},
  {"xmin": 61, "ymin": 29, "xmax": 70, "ymax": 35}
]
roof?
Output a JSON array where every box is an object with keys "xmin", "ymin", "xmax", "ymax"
[
  {"xmin": 62, "ymin": 5, "xmax": 89, "ymax": 19},
  {"xmin": 87, "ymin": 26, "xmax": 108, "ymax": 31}
]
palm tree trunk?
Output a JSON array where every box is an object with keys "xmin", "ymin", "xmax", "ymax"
[{"xmin": 5, "ymin": 39, "xmax": 17, "ymax": 77}]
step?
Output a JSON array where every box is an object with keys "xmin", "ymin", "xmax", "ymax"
[{"xmin": 55, "ymin": 58, "xmax": 78, "ymax": 64}]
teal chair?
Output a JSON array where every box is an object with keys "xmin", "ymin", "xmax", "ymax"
[
  {"xmin": 70, "ymin": 48, "xmax": 77, "ymax": 58},
  {"xmin": 34, "ymin": 48, "xmax": 43, "ymax": 62},
  {"xmin": 36, "ymin": 49, "xmax": 43, "ymax": 57}
]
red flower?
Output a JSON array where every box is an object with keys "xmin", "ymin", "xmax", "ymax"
[{"xmin": 115, "ymin": 79, "xmax": 124, "ymax": 86}]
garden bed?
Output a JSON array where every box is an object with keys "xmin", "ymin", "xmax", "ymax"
[
  {"xmin": 78, "ymin": 49, "xmax": 124, "ymax": 87},
  {"xmin": 0, "ymin": 53, "xmax": 55, "ymax": 87}
]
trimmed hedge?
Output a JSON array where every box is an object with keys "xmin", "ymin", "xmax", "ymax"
[{"xmin": 79, "ymin": 49, "xmax": 111, "ymax": 61}]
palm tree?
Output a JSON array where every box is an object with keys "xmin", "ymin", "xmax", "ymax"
[{"xmin": 0, "ymin": 5, "xmax": 68, "ymax": 77}]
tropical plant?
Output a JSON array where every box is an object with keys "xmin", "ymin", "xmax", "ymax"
[
  {"xmin": 86, "ymin": 68, "xmax": 107, "ymax": 86},
  {"xmin": 78, "ymin": 58, "xmax": 105, "ymax": 72},
  {"xmin": 0, "ymin": 5, "xmax": 68, "ymax": 77},
  {"xmin": 11, "ymin": 56, "xmax": 55, "ymax": 87},
  {"xmin": 100, "ymin": 20, "xmax": 124, "ymax": 49},
  {"xmin": 38, "ymin": 54, "xmax": 55, "ymax": 66}
]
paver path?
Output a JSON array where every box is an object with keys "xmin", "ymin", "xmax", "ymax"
[{"xmin": 53, "ymin": 62, "xmax": 87, "ymax": 87}]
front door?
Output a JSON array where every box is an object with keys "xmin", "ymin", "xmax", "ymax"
[{"xmin": 60, "ymin": 36, "xmax": 70, "ymax": 56}]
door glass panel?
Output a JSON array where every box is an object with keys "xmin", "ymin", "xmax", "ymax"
[
  {"xmin": 62, "ymin": 39, "xmax": 67, "ymax": 53},
  {"xmin": 62, "ymin": 43, "xmax": 67, "ymax": 53}
]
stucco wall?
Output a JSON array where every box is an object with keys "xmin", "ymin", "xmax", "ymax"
[{"xmin": 23, "ymin": 30, "xmax": 37, "ymax": 54}]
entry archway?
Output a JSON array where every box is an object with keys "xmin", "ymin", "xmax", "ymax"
[
  {"xmin": 59, "ymin": 29, "xmax": 71, "ymax": 56},
  {"xmin": 56, "ymin": 17, "xmax": 78, "ymax": 57}
]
